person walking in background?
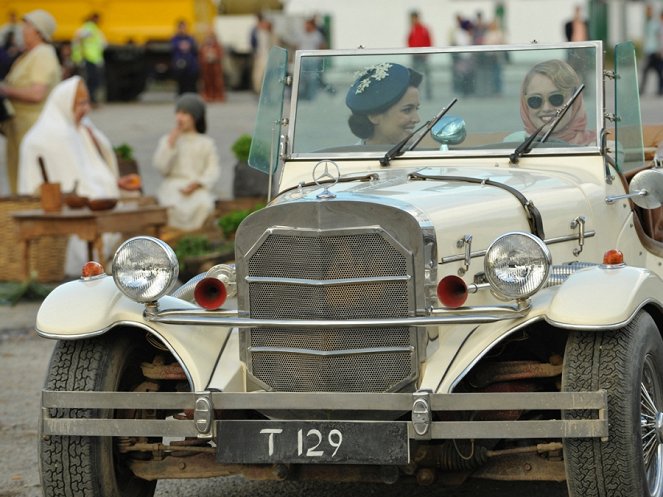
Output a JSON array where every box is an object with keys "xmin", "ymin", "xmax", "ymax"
[
  {"xmin": 0, "ymin": 9, "xmax": 61, "ymax": 195},
  {"xmin": 565, "ymin": 5, "xmax": 589, "ymax": 42},
  {"xmin": 171, "ymin": 19, "xmax": 199, "ymax": 96},
  {"xmin": 483, "ymin": 18, "xmax": 506, "ymax": 94},
  {"xmin": 563, "ymin": 4, "xmax": 591, "ymax": 79},
  {"xmin": 449, "ymin": 14, "xmax": 475, "ymax": 96},
  {"xmin": 641, "ymin": 4, "xmax": 662, "ymax": 95},
  {"xmin": 71, "ymin": 12, "xmax": 106, "ymax": 106},
  {"xmin": 0, "ymin": 11, "xmax": 24, "ymax": 55},
  {"xmin": 199, "ymin": 28, "xmax": 225, "ymax": 102},
  {"xmin": 0, "ymin": 31, "xmax": 18, "ymax": 79},
  {"xmin": 250, "ymin": 14, "xmax": 276, "ymax": 94},
  {"xmin": 407, "ymin": 10, "xmax": 433, "ymax": 100},
  {"xmin": 296, "ymin": 17, "xmax": 326, "ymax": 100},
  {"xmin": 152, "ymin": 93, "xmax": 220, "ymax": 230}
]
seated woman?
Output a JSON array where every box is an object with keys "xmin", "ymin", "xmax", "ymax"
[
  {"xmin": 345, "ymin": 62, "xmax": 422, "ymax": 145},
  {"xmin": 505, "ymin": 59, "xmax": 596, "ymax": 146},
  {"xmin": 18, "ymin": 75, "xmax": 129, "ymax": 277},
  {"xmin": 152, "ymin": 93, "xmax": 221, "ymax": 231}
]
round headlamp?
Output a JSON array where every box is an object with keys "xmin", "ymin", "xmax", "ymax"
[
  {"xmin": 112, "ymin": 236, "xmax": 179, "ymax": 303},
  {"xmin": 484, "ymin": 232, "xmax": 551, "ymax": 301}
]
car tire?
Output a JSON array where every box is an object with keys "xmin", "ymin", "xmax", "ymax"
[
  {"xmin": 40, "ymin": 333, "xmax": 158, "ymax": 497},
  {"xmin": 562, "ymin": 310, "xmax": 663, "ymax": 497}
]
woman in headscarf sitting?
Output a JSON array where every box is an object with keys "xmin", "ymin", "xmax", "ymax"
[
  {"xmin": 152, "ymin": 93, "xmax": 221, "ymax": 231},
  {"xmin": 346, "ymin": 62, "xmax": 422, "ymax": 145},
  {"xmin": 506, "ymin": 59, "xmax": 596, "ymax": 146},
  {"xmin": 18, "ymin": 75, "xmax": 128, "ymax": 276}
]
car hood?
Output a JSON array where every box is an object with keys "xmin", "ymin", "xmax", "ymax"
[{"xmin": 274, "ymin": 164, "xmax": 598, "ymax": 252}]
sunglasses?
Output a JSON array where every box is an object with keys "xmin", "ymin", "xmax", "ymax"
[{"xmin": 526, "ymin": 92, "xmax": 566, "ymax": 110}]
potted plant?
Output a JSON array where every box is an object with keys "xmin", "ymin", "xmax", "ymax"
[
  {"xmin": 113, "ymin": 143, "xmax": 139, "ymax": 177},
  {"xmin": 231, "ymin": 134, "xmax": 269, "ymax": 198},
  {"xmin": 217, "ymin": 203, "xmax": 265, "ymax": 239},
  {"xmin": 174, "ymin": 234, "xmax": 234, "ymax": 281}
]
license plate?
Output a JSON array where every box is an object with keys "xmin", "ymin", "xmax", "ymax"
[{"xmin": 216, "ymin": 420, "xmax": 409, "ymax": 465}]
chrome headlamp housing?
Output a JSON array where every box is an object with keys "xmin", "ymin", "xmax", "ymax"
[
  {"xmin": 112, "ymin": 236, "xmax": 179, "ymax": 303},
  {"xmin": 484, "ymin": 232, "xmax": 551, "ymax": 301}
]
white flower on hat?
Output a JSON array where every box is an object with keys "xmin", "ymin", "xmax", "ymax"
[{"xmin": 353, "ymin": 63, "xmax": 393, "ymax": 94}]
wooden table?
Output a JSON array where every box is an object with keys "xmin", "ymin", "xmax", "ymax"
[{"xmin": 12, "ymin": 203, "xmax": 168, "ymax": 278}]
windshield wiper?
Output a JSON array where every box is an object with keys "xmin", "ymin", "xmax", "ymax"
[
  {"xmin": 509, "ymin": 84, "xmax": 585, "ymax": 165},
  {"xmin": 380, "ymin": 98, "xmax": 458, "ymax": 167}
]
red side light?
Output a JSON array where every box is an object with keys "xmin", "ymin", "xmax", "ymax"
[
  {"xmin": 603, "ymin": 249, "xmax": 624, "ymax": 265},
  {"xmin": 81, "ymin": 261, "xmax": 104, "ymax": 278},
  {"xmin": 194, "ymin": 277, "xmax": 228, "ymax": 310},
  {"xmin": 437, "ymin": 275, "xmax": 468, "ymax": 308}
]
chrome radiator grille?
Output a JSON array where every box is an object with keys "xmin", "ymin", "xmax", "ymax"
[{"xmin": 244, "ymin": 231, "xmax": 418, "ymax": 392}]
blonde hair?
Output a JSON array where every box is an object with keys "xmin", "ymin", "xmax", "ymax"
[{"xmin": 522, "ymin": 59, "xmax": 580, "ymax": 95}]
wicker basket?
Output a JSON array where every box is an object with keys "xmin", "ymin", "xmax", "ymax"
[{"xmin": 0, "ymin": 196, "xmax": 67, "ymax": 282}]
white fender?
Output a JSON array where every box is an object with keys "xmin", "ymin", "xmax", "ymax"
[
  {"xmin": 36, "ymin": 276, "xmax": 234, "ymax": 391},
  {"xmin": 546, "ymin": 265, "xmax": 663, "ymax": 329}
]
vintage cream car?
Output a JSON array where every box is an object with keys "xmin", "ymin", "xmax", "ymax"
[{"xmin": 39, "ymin": 41, "xmax": 663, "ymax": 497}]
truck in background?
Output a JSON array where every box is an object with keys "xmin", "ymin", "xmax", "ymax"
[{"xmin": 0, "ymin": 0, "xmax": 216, "ymax": 101}]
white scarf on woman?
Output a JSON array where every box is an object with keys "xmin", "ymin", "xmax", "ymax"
[{"xmin": 18, "ymin": 75, "xmax": 119, "ymax": 199}]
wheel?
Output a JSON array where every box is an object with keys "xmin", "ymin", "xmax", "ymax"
[
  {"xmin": 40, "ymin": 333, "xmax": 159, "ymax": 497},
  {"xmin": 562, "ymin": 311, "xmax": 663, "ymax": 497}
]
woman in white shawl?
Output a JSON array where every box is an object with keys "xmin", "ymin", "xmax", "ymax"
[
  {"xmin": 18, "ymin": 75, "xmax": 121, "ymax": 276},
  {"xmin": 152, "ymin": 92, "xmax": 221, "ymax": 230}
]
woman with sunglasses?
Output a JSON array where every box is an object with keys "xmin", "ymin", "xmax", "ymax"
[{"xmin": 506, "ymin": 59, "xmax": 596, "ymax": 146}]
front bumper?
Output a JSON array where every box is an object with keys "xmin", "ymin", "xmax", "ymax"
[{"xmin": 41, "ymin": 389, "xmax": 608, "ymax": 450}]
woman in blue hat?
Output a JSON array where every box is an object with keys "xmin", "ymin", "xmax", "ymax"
[{"xmin": 346, "ymin": 62, "xmax": 422, "ymax": 145}]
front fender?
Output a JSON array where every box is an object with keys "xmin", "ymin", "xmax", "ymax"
[
  {"xmin": 36, "ymin": 276, "xmax": 232, "ymax": 391},
  {"xmin": 546, "ymin": 265, "xmax": 663, "ymax": 329}
]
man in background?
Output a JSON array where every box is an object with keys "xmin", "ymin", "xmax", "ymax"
[
  {"xmin": 407, "ymin": 10, "xmax": 432, "ymax": 100},
  {"xmin": 72, "ymin": 12, "xmax": 106, "ymax": 105}
]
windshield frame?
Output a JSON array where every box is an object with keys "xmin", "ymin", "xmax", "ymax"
[{"xmin": 284, "ymin": 41, "xmax": 604, "ymax": 161}]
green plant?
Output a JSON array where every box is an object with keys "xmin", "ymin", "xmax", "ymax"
[
  {"xmin": 113, "ymin": 143, "xmax": 134, "ymax": 161},
  {"xmin": 174, "ymin": 235, "xmax": 211, "ymax": 269},
  {"xmin": 0, "ymin": 278, "xmax": 55, "ymax": 306},
  {"xmin": 231, "ymin": 134, "xmax": 252, "ymax": 162},
  {"xmin": 217, "ymin": 203, "xmax": 265, "ymax": 238}
]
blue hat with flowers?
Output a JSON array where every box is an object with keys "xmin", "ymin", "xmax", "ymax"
[{"xmin": 346, "ymin": 63, "xmax": 422, "ymax": 115}]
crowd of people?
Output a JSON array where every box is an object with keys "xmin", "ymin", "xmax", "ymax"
[{"xmin": 0, "ymin": 9, "xmax": 228, "ymax": 277}]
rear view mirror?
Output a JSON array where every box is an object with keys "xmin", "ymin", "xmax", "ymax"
[
  {"xmin": 629, "ymin": 169, "xmax": 663, "ymax": 209},
  {"xmin": 431, "ymin": 116, "xmax": 466, "ymax": 147}
]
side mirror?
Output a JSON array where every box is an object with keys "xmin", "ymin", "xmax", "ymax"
[
  {"xmin": 431, "ymin": 116, "xmax": 466, "ymax": 147},
  {"xmin": 628, "ymin": 169, "xmax": 663, "ymax": 209}
]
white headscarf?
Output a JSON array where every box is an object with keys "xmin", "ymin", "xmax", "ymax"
[{"xmin": 18, "ymin": 75, "xmax": 119, "ymax": 199}]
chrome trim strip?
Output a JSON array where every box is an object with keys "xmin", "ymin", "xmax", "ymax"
[
  {"xmin": 247, "ymin": 346, "xmax": 414, "ymax": 356},
  {"xmin": 147, "ymin": 304, "xmax": 529, "ymax": 328},
  {"xmin": 440, "ymin": 231, "xmax": 596, "ymax": 264},
  {"xmin": 245, "ymin": 275, "xmax": 411, "ymax": 286},
  {"xmin": 42, "ymin": 417, "xmax": 606, "ymax": 439},
  {"xmin": 42, "ymin": 389, "xmax": 606, "ymax": 411}
]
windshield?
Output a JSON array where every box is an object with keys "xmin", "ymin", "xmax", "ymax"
[{"xmin": 279, "ymin": 42, "xmax": 602, "ymax": 158}]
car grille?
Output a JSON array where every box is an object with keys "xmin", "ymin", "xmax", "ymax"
[{"xmin": 244, "ymin": 231, "xmax": 418, "ymax": 392}]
